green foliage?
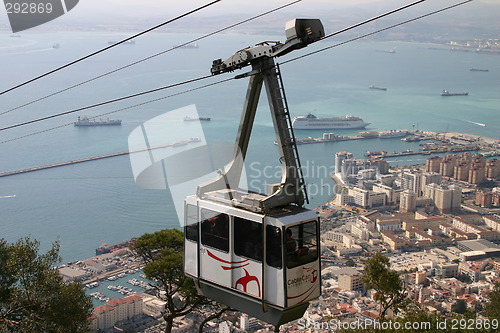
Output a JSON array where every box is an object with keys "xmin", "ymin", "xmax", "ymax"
[
  {"xmin": 484, "ymin": 282, "xmax": 500, "ymax": 320},
  {"xmin": 132, "ymin": 229, "xmax": 207, "ymax": 333},
  {"xmin": 361, "ymin": 252, "xmax": 407, "ymax": 318},
  {"xmin": 451, "ymin": 299, "xmax": 467, "ymax": 314},
  {"xmin": 0, "ymin": 237, "xmax": 92, "ymax": 332}
]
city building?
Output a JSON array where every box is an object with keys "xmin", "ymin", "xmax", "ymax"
[
  {"xmin": 469, "ymin": 165, "xmax": 486, "ymax": 185},
  {"xmin": 425, "ymin": 156, "xmax": 442, "ymax": 173},
  {"xmin": 349, "ymin": 187, "xmax": 386, "ymax": 208},
  {"xmin": 476, "ymin": 190, "xmax": 493, "ymax": 207},
  {"xmin": 400, "ymin": 189, "xmax": 417, "ymax": 212},
  {"xmin": 338, "ymin": 272, "xmax": 364, "ymax": 291},
  {"xmin": 335, "ymin": 151, "xmax": 354, "ymax": 175},
  {"xmin": 373, "ymin": 183, "xmax": 398, "ymax": 205},
  {"xmin": 486, "ymin": 159, "xmax": 500, "ymax": 179},
  {"xmin": 91, "ymin": 295, "xmax": 143, "ymax": 331},
  {"xmin": 422, "ymin": 172, "xmax": 442, "ymax": 189},
  {"xmin": 424, "ymin": 183, "xmax": 461, "ymax": 213},
  {"xmin": 439, "ymin": 155, "xmax": 456, "ymax": 177},
  {"xmin": 401, "ymin": 169, "xmax": 423, "ymax": 197},
  {"xmin": 240, "ymin": 314, "xmax": 259, "ymax": 331}
]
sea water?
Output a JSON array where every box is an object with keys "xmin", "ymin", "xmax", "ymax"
[{"xmin": 0, "ymin": 32, "xmax": 499, "ymax": 262}]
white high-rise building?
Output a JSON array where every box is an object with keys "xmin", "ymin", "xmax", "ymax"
[
  {"xmin": 335, "ymin": 151, "xmax": 354, "ymax": 174},
  {"xmin": 424, "ymin": 183, "xmax": 461, "ymax": 213},
  {"xmin": 400, "ymin": 189, "xmax": 417, "ymax": 212},
  {"xmin": 401, "ymin": 169, "xmax": 423, "ymax": 197}
]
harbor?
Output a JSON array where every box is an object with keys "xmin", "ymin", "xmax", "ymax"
[{"xmin": 292, "ymin": 129, "xmax": 500, "ymax": 158}]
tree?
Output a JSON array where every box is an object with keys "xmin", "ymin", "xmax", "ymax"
[
  {"xmin": 451, "ymin": 299, "xmax": 467, "ymax": 314},
  {"xmin": 361, "ymin": 252, "xmax": 408, "ymax": 318},
  {"xmin": 484, "ymin": 282, "xmax": 500, "ymax": 319},
  {"xmin": 133, "ymin": 229, "xmax": 229, "ymax": 333},
  {"xmin": 0, "ymin": 237, "xmax": 92, "ymax": 332}
]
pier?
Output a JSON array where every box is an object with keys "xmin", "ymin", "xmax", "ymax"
[
  {"xmin": 293, "ymin": 129, "xmax": 500, "ymax": 158},
  {"xmin": 0, "ymin": 138, "xmax": 201, "ymax": 178}
]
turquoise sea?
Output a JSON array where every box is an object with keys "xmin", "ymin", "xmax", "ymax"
[{"xmin": 0, "ymin": 31, "xmax": 499, "ymax": 262}]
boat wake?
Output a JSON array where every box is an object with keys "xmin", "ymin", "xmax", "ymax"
[
  {"xmin": 0, "ymin": 195, "xmax": 16, "ymax": 199},
  {"xmin": 464, "ymin": 120, "xmax": 486, "ymax": 127}
]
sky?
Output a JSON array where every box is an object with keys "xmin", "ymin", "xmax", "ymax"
[{"xmin": 1, "ymin": 0, "xmax": 499, "ymax": 33}]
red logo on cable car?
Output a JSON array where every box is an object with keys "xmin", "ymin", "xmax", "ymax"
[{"xmin": 207, "ymin": 250, "xmax": 261, "ymax": 297}]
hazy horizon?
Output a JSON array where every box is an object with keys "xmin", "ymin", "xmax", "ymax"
[{"xmin": 1, "ymin": 0, "xmax": 499, "ymax": 39}]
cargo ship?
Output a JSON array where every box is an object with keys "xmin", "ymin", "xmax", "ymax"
[
  {"xmin": 441, "ymin": 90, "xmax": 468, "ymax": 96},
  {"xmin": 96, "ymin": 238, "xmax": 137, "ymax": 255},
  {"xmin": 74, "ymin": 116, "xmax": 122, "ymax": 126},
  {"xmin": 183, "ymin": 116, "xmax": 211, "ymax": 121},
  {"xmin": 369, "ymin": 85, "xmax": 387, "ymax": 91},
  {"xmin": 292, "ymin": 113, "xmax": 370, "ymax": 130}
]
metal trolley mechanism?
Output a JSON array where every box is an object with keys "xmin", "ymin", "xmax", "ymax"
[{"xmin": 184, "ymin": 19, "xmax": 325, "ymax": 328}]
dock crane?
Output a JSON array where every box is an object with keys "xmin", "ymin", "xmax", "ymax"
[{"xmin": 184, "ymin": 19, "xmax": 325, "ymax": 327}]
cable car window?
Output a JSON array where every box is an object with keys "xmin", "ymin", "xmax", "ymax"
[
  {"xmin": 201, "ymin": 209, "xmax": 229, "ymax": 252},
  {"xmin": 234, "ymin": 217, "xmax": 262, "ymax": 262},
  {"xmin": 286, "ymin": 221, "xmax": 318, "ymax": 269},
  {"xmin": 185, "ymin": 204, "xmax": 198, "ymax": 242},
  {"xmin": 266, "ymin": 225, "xmax": 282, "ymax": 269}
]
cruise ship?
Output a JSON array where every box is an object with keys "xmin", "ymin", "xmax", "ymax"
[
  {"xmin": 74, "ymin": 116, "xmax": 121, "ymax": 126},
  {"xmin": 291, "ymin": 114, "xmax": 370, "ymax": 130}
]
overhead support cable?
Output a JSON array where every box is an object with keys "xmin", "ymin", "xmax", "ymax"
[
  {"xmin": 0, "ymin": 0, "xmax": 473, "ymax": 135},
  {"xmin": 0, "ymin": 0, "xmax": 222, "ymax": 96},
  {"xmin": 281, "ymin": 0, "xmax": 473, "ymax": 66},
  {"xmin": 320, "ymin": 0, "xmax": 427, "ymax": 41},
  {"xmin": 0, "ymin": 0, "xmax": 302, "ymax": 116},
  {"xmin": 0, "ymin": 77, "xmax": 233, "ymax": 144},
  {"xmin": 0, "ymin": 75, "xmax": 217, "ymax": 131}
]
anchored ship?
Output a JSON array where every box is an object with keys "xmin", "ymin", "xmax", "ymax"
[
  {"xmin": 183, "ymin": 116, "xmax": 211, "ymax": 121},
  {"xmin": 441, "ymin": 90, "xmax": 468, "ymax": 96},
  {"xmin": 291, "ymin": 113, "xmax": 370, "ymax": 130},
  {"xmin": 74, "ymin": 116, "xmax": 121, "ymax": 126},
  {"xmin": 369, "ymin": 85, "xmax": 387, "ymax": 91}
]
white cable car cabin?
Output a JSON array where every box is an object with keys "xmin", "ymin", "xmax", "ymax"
[
  {"xmin": 183, "ymin": 19, "xmax": 325, "ymax": 327},
  {"xmin": 184, "ymin": 195, "xmax": 320, "ymax": 326}
]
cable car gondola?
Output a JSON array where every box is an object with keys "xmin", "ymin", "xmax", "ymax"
[{"xmin": 184, "ymin": 18, "xmax": 325, "ymax": 328}]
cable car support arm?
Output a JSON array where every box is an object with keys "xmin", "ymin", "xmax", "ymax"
[{"xmin": 197, "ymin": 19, "xmax": 325, "ymax": 213}]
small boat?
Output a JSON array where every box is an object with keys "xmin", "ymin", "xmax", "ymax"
[
  {"xmin": 441, "ymin": 90, "xmax": 468, "ymax": 96},
  {"xmin": 470, "ymin": 68, "xmax": 488, "ymax": 72}
]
